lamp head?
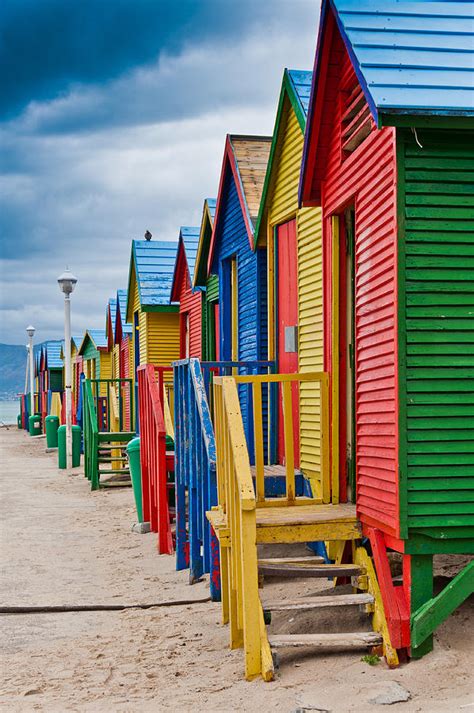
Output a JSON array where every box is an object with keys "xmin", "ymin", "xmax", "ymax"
[
  {"xmin": 57, "ymin": 268, "xmax": 77, "ymax": 295},
  {"xmin": 26, "ymin": 325, "xmax": 35, "ymax": 338}
]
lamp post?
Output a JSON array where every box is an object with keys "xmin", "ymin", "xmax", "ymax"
[
  {"xmin": 26, "ymin": 326, "xmax": 35, "ymax": 419},
  {"xmin": 57, "ymin": 269, "xmax": 77, "ymax": 469}
]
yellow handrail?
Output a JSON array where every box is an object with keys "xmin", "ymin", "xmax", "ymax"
[
  {"xmin": 232, "ymin": 370, "xmax": 330, "ymax": 504},
  {"xmin": 213, "ymin": 376, "xmax": 264, "ymax": 679},
  {"xmin": 162, "ymin": 382, "xmax": 175, "ymax": 441}
]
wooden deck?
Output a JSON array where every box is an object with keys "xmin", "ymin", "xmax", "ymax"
[{"xmin": 256, "ymin": 503, "xmax": 359, "ymax": 543}]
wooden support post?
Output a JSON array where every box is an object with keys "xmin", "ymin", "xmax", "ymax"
[
  {"xmin": 411, "ymin": 560, "xmax": 474, "ymax": 653},
  {"xmin": 410, "ymin": 554, "xmax": 433, "ymax": 658},
  {"xmin": 241, "ymin": 508, "xmax": 262, "ymax": 680},
  {"xmin": 282, "ymin": 380, "xmax": 295, "ymax": 502},
  {"xmin": 253, "ymin": 382, "xmax": 265, "ymax": 503}
]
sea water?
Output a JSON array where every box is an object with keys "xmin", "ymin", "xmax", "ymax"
[{"xmin": 0, "ymin": 400, "xmax": 20, "ymax": 425}]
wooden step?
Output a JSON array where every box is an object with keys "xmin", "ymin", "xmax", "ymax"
[
  {"xmin": 98, "ymin": 445, "xmax": 128, "ymax": 451},
  {"xmin": 98, "ymin": 468, "xmax": 130, "ymax": 475},
  {"xmin": 98, "ymin": 431, "xmax": 135, "ymax": 443},
  {"xmin": 269, "ymin": 632, "xmax": 382, "ymax": 649},
  {"xmin": 262, "ymin": 593, "xmax": 374, "ymax": 612},
  {"xmin": 259, "ymin": 556, "xmax": 325, "ymax": 566},
  {"xmin": 258, "ymin": 562, "xmax": 361, "ymax": 578},
  {"xmin": 100, "ymin": 479, "xmax": 132, "ymax": 488},
  {"xmin": 98, "ymin": 456, "xmax": 128, "ymax": 463}
]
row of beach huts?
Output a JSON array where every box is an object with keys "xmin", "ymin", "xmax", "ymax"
[{"xmin": 19, "ymin": 0, "xmax": 473, "ymax": 681}]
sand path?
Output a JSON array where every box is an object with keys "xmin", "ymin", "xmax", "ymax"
[{"xmin": 0, "ymin": 428, "xmax": 472, "ymax": 712}]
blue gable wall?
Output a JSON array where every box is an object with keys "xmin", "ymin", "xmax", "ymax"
[
  {"xmin": 211, "ymin": 166, "xmax": 266, "ymax": 364},
  {"xmin": 211, "ymin": 166, "xmax": 268, "ymax": 450}
]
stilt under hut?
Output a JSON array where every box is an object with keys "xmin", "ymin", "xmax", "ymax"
[
  {"xmin": 170, "ymin": 227, "xmax": 203, "ymax": 359},
  {"xmin": 254, "ymin": 68, "xmax": 327, "ymax": 503},
  {"xmin": 125, "ymin": 236, "xmax": 179, "ymax": 545},
  {"xmin": 300, "ymin": 0, "xmax": 474, "ymax": 662},
  {"xmin": 193, "ymin": 198, "xmax": 218, "ymax": 359}
]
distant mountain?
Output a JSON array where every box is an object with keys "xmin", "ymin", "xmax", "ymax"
[{"xmin": 0, "ymin": 342, "xmax": 60, "ymax": 400}]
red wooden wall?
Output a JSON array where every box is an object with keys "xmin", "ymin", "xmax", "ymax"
[
  {"xmin": 177, "ymin": 266, "xmax": 203, "ymax": 359},
  {"xmin": 318, "ymin": 29, "xmax": 399, "ymax": 537}
]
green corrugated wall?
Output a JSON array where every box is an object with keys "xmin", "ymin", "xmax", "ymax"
[
  {"xmin": 399, "ymin": 128, "xmax": 474, "ymax": 541},
  {"xmin": 204, "ymin": 274, "xmax": 219, "ymax": 360}
]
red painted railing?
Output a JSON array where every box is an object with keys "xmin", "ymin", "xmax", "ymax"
[{"xmin": 137, "ymin": 365, "xmax": 174, "ymax": 554}]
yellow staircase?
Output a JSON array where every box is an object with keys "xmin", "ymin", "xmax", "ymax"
[{"xmin": 207, "ymin": 372, "xmax": 398, "ymax": 680}]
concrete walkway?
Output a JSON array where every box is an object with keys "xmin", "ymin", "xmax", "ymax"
[{"xmin": 0, "ymin": 428, "xmax": 472, "ymax": 712}]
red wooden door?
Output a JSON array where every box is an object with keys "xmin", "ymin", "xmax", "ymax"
[
  {"xmin": 121, "ymin": 338, "xmax": 130, "ymax": 430},
  {"xmin": 277, "ymin": 219, "xmax": 300, "ymax": 466}
]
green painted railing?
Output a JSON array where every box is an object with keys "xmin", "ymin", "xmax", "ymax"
[
  {"xmin": 88, "ymin": 378, "xmax": 134, "ymax": 432},
  {"xmin": 83, "ymin": 379, "xmax": 98, "ymax": 485}
]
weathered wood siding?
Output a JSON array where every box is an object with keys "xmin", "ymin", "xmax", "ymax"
[
  {"xmin": 321, "ymin": 33, "xmax": 398, "ymax": 533},
  {"xmin": 398, "ymin": 128, "xmax": 474, "ymax": 540}
]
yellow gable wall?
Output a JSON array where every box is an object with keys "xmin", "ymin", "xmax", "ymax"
[
  {"xmin": 130, "ymin": 263, "xmax": 179, "ymax": 379},
  {"xmin": 269, "ymin": 101, "xmax": 301, "ymax": 225},
  {"xmin": 266, "ymin": 95, "xmax": 323, "ymax": 485},
  {"xmin": 146, "ymin": 312, "xmax": 180, "ymax": 379},
  {"xmin": 113, "ymin": 344, "xmax": 120, "ymax": 380}
]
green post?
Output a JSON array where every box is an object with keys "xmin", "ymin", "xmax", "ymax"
[
  {"xmin": 127, "ymin": 437, "xmax": 143, "ymax": 522},
  {"xmin": 410, "ymin": 554, "xmax": 433, "ymax": 658},
  {"xmin": 72, "ymin": 425, "xmax": 81, "ymax": 467},
  {"xmin": 45, "ymin": 415, "xmax": 60, "ymax": 448},
  {"xmin": 58, "ymin": 425, "xmax": 81, "ymax": 469},
  {"xmin": 17, "ymin": 414, "xmax": 22, "ymax": 429}
]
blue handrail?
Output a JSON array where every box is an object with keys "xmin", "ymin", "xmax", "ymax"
[{"xmin": 174, "ymin": 358, "xmax": 220, "ymax": 600}]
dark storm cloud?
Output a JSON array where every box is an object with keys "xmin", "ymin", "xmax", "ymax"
[
  {"xmin": 1, "ymin": 0, "xmax": 271, "ymax": 120},
  {"xmin": 0, "ymin": 0, "xmax": 319, "ymax": 343}
]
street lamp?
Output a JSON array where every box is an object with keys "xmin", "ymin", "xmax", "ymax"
[
  {"xmin": 58, "ymin": 269, "xmax": 77, "ymax": 469},
  {"xmin": 26, "ymin": 325, "xmax": 35, "ymax": 419}
]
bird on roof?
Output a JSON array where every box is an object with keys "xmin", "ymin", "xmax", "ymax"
[{"xmin": 144, "ymin": 230, "xmax": 152, "ymax": 241}]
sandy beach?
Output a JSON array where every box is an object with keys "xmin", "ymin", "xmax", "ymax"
[{"xmin": 0, "ymin": 427, "xmax": 472, "ymax": 712}]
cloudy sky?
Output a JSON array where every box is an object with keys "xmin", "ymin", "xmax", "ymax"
[{"xmin": 0, "ymin": 0, "xmax": 319, "ymax": 345}]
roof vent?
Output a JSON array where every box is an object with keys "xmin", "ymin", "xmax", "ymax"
[
  {"xmin": 144, "ymin": 230, "xmax": 152, "ymax": 241},
  {"xmin": 340, "ymin": 68, "xmax": 374, "ymax": 158}
]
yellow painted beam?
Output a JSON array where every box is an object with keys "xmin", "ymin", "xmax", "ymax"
[{"xmin": 331, "ymin": 215, "xmax": 340, "ymax": 505}]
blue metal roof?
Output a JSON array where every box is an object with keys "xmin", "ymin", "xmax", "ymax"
[
  {"xmin": 116, "ymin": 289, "xmax": 132, "ymax": 334},
  {"xmin": 332, "ymin": 0, "xmax": 474, "ymax": 117},
  {"xmin": 288, "ymin": 69, "xmax": 313, "ymax": 116},
  {"xmin": 45, "ymin": 341, "xmax": 63, "ymax": 369},
  {"xmin": 206, "ymin": 198, "xmax": 216, "ymax": 222},
  {"xmin": 87, "ymin": 329, "xmax": 108, "ymax": 349},
  {"xmin": 171, "ymin": 227, "xmax": 201, "ymax": 299},
  {"xmin": 107, "ymin": 297, "xmax": 117, "ymax": 335},
  {"xmin": 180, "ymin": 226, "xmax": 201, "ymax": 279},
  {"xmin": 132, "ymin": 239, "xmax": 178, "ymax": 306}
]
